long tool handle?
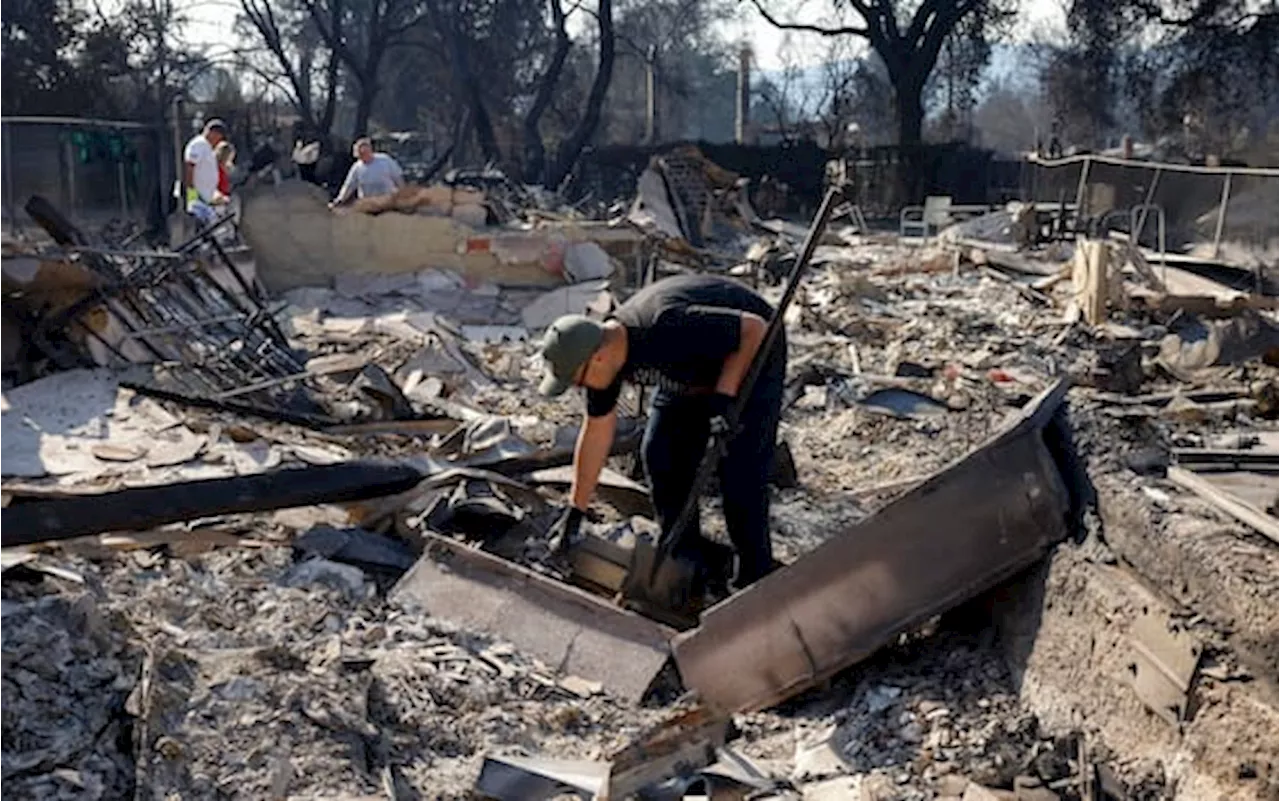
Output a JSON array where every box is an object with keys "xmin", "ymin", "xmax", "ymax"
[{"xmin": 649, "ymin": 186, "xmax": 844, "ymax": 583}]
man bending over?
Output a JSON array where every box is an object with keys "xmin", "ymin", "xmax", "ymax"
[{"xmin": 536, "ymin": 274, "xmax": 787, "ymax": 592}]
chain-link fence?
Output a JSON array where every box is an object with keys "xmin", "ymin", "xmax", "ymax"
[
  {"xmin": 2, "ymin": 117, "xmax": 172, "ymax": 239},
  {"xmin": 1022, "ymin": 154, "xmax": 1279, "ymax": 258}
]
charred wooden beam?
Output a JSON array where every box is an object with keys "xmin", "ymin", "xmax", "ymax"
[{"xmin": 2, "ymin": 462, "xmax": 424, "ymax": 546}]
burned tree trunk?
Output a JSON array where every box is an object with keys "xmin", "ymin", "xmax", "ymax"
[
  {"xmin": 353, "ymin": 80, "xmax": 378, "ymax": 137},
  {"xmin": 893, "ymin": 76, "xmax": 926, "ymax": 205},
  {"xmin": 522, "ymin": 0, "xmax": 572, "ymax": 184},
  {"xmin": 545, "ymin": 0, "xmax": 614, "ymax": 190},
  {"xmin": 430, "ymin": 0, "xmax": 501, "ymax": 164}
]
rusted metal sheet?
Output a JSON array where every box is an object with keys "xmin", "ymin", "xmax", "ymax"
[
  {"xmin": 672, "ymin": 379, "xmax": 1074, "ymax": 714},
  {"xmin": 608, "ymin": 705, "xmax": 728, "ymax": 798},
  {"xmin": 392, "ymin": 532, "xmax": 675, "ymax": 702}
]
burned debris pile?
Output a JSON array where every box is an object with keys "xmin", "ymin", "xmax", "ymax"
[{"xmin": 2, "ymin": 152, "xmax": 1277, "ymax": 800}]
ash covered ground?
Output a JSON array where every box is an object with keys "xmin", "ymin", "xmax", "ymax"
[{"xmin": 4, "ymin": 238, "xmax": 1276, "ymax": 800}]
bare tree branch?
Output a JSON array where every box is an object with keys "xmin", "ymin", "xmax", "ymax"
[{"xmin": 746, "ymin": 0, "xmax": 868, "ymax": 36}]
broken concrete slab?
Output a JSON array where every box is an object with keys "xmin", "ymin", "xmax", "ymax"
[
  {"xmin": 563, "ymin": 241, "xmax": 616, "ymax": 282},
  {"xmin": 1127, "ymin": 602, "xmax": 1205, "ymax": 727},
  {"xmin": 1, "ymin": 369, "xmax": 128, "ymax": 478},
  {"xmin": 1, "ymin": 369, "xmax": 357, "ymax": 488},
  {"xmin": 521, "ymin": 279, "xmax": 612, "ymax": 330},
  {"xmin": 672, "ymin": 379, "xmax": 1074, "ymax": 714},
  {"xmin": 392, "ymin": 532, "xmax": 674, "ymax": 702}
]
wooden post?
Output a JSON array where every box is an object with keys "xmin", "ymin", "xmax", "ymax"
[
  {"xmin": 64, "ymin": 136, "xmax": 78, "ymax": 217},
  {"xmin": 172, "ymin": 95, "xmax": 187, "ymax": 241},
  {"xmin": 2, "ymin": 122, "xmax": 14, "ymax": 230},
  {"xmin": 118, "ymin": 160, "xmax": 129, "ymax": 220},
  {"xmin": 644, "ymin": 46, "xmax": 657, "ymax": 145},
  {"xmin": 1212, "ymin": 172, "xmax": 1232, "ymax": 259},
  {"xmin": 1071, "ymin": 157, "xmax": 1092, "ymax": 225},
  {"xmin": 1072, "ymin": 239, "xmax": 1109, "ymax": 326}
]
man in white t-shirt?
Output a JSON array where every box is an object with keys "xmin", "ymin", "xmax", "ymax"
[
  {"xmin": 328, "ymin": 137, "xmax": 405, "ymax": 209},
  {"xmin": 183, "ymin": 119, "xmax": 226, "ymax": 224}
]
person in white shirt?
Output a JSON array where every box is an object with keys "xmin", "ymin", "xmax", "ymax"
[
  {"xmin": 183, "ymin": 119, "xmax": 227, "ymax": 224},
  {"xmin": 328, "ymin": 137, "xmax": 405, "ymax": 209}
]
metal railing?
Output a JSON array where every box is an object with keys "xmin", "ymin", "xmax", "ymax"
[{"xmin": 1022, "ymin": 154, "xmax": 1279, "ymax": 259}]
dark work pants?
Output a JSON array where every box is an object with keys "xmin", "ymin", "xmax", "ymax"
[{"xmin": 641, "ymin": 339, "xmax": 787, "ymax": 589}]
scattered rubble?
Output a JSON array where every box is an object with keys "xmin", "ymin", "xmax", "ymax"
[
  {"xmin": 2, "ymin": 154, "xmax": 1277, "ymax": 800},
  {"xmin": 2, "ymin": 581, "xmax": 139, "ymax": 801}
]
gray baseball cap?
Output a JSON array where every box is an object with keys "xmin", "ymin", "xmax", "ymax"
[{"xmin": 538, "ymin": 315, "xmax": 605, "ymax": 397}]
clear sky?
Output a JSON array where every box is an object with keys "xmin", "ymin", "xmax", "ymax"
[{"xmin": 173, "ymin": 0, "xmax": 1067, "ymax": 73}]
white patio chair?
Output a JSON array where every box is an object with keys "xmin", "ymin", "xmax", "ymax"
[{"xmin": 899, "ymin": 195, "xmax": 953, "ymax": 243}]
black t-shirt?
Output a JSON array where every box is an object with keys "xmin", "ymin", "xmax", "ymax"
[{"xmin": 585, "ymin": 274, "xmax": 776, "ymax": 418}]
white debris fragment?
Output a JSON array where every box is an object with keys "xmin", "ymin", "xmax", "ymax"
[
  {"xmin": 865, "ymin": 684, "xmax": 903, "ymax": 713},
  {"xmin": 520, "ymin": 280, "xmax": 611, "ymax": 330},
  {"xmin": 282, "ymin": 558, "xmax": 371, "ymax": 598},
  {"xmin": 563, "ymin": 241, "xmax": 616, "ymax": 282}
]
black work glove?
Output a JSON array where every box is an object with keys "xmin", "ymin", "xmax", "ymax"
[
  {"xmin": 547, "ymin": 506, "xmax": 585, "ymax": 555},
  {"xmin": 707, "ymin": 392, "xmax": 740, "ymax": 440}
]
